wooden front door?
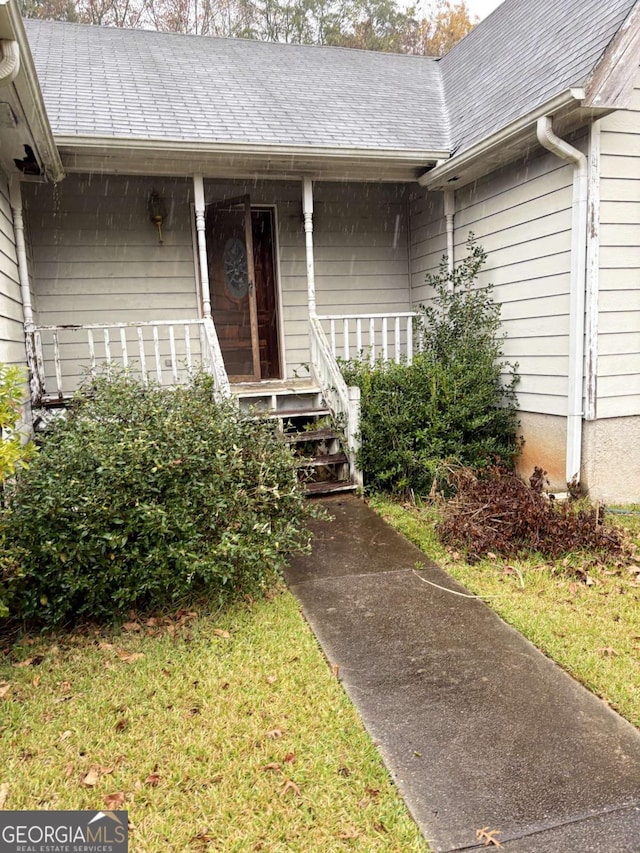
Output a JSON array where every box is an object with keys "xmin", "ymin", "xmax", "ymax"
[{"xmin": 206, "ymin": 197, "xmax": 281, "ymax": 381}]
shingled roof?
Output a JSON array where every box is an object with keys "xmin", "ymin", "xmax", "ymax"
[
  {"xmin": 439, "ymin": 0, "xmax": 638, "ymax": 155},
  {"xmin": 22, "ymin": 0, "xmax": 639, "ymax": 162},
  {"xmin": 23, "ymin": 20, "xmax": 449, "ymax": 153}
]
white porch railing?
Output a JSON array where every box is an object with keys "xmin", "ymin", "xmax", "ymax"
[
  {"xmin": 28, "ymin": 317, "xmax": 231, "ymax": 405},
  {"xmin": 309, "ymin": 315, "xmax": 362, "ymax": 487},
  {"xmin": 317, "ymin": 311, "xmax": 417, "ymax": 365}
]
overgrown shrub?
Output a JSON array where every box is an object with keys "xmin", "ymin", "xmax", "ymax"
[
  {"xmin": 0, "ymin": 363, "xmax": 35, "ymax": 485},
  {"xmin": 342, "ymin": 240, "xmax": 520, "ymax": 495},
  {"xmin": 0, "ymin": 363, "xmax": 35, "ymax": 618},
  {"xmin": 438, "ymin": 464, "xmax": 625, "ymax": 563},
  {"xmin": 1, "ymin": 373, "xmax": 313, "ymax": 626}
]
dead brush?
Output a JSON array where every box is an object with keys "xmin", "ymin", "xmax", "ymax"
[{"xmin": 437, "ymin": 463, "xmax": 625, "ymax": 564}]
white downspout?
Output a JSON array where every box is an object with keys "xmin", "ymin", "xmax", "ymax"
[
  {"xmin": 302, "ymin": 177, "xmax": 316, "ymax": 316},
  {"xmin": 0, "ymin": 39, "xmax": 19, "ymax": 86},
  {"xmin": 444, "ymin": 190, "xmax": 455, "ymax": 280},
  {"xmin": 9, "ymin": 178, "xmax": 37, "ymax": 415},
  {"xmin": 536, "ymin": 116, "xmax": 588, "ymax": 486}
]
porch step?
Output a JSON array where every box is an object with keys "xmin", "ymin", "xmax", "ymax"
[
  {"xmin": 305, "ymin": 480, "xmax": 357, "ymax": 496},
  {"xmin": 286, "ymin": 428, "xmax": 340, "ymax": 444},
  {"xmin": 297, "ymin": 452, "xmax": 349, "ymax": 469}
]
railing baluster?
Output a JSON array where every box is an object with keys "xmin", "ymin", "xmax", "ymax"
[
  {"xmin": 120, "ymin": 327, "xmax": 128, "ymax": 368},
  {"xmin": 406, "ymin": 316, "xmax": 413, "ymax": 365},
  {"xmin": 169, "ymin": 325, "xmax": 178, "ymax": 383},
  {"xmin": 343, "ymin": 318, "xmax": 349, "ymax": 361},
  {"xmin": 395, "ymin": 316, "xmax": 401, "ymax": 363},
  {"xmin": 137, "ymin": 327, "xmax": 148, "ymax": 385},
  {"xmin": 382, "ymin": 317, "xmax": 388, "ymax": 361},
  {"xmin": 356, "ymin": 318, "xmax": 362, "ymax": 358},
  {"xmin": 184, "ymin": 324, "xmax": 192, "ymax": 371},
  {"xmin": 330, "ymin": 319, "xmax": 336, "ymax": 357},
  {"xmin": 103, "ymin": 328, "xmax": 111, "ymax": 364},
  {"xmin": 52, "ymin": 330, "xmax": 63, "ymax": 397},
  {"xmin": 152, "ymin": 326, "xmax": 163, "ymax": 384},
  {"xmin": 87, "ymin": 329, "xmax": 96, "ymax": 376},
  {"xmin": 369, "ymin": 317, "xmax": 375, "ymax": 366}
]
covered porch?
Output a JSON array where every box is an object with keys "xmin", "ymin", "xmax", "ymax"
[{"xmin": 19, "ymin": 169, "xmax": 426, "ymax": 487}]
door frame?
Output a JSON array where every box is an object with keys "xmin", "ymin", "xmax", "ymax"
[{"xmin": 192, "ymin": 197, "xmax": 286, "ymax": 382}]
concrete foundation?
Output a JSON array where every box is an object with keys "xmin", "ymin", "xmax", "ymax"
[
  {"xmin": 515, "ymin": 411, "xmax": 567, "ymax": 492},
  {"xmin": 582, "ymin": 416, "xmax": 640, "ymax": 504},
  {"xmin": 515, "ymin": 411, "xmax": 640, "ymax": 503}
]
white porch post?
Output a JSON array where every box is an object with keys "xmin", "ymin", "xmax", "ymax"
[
  {"xmin": 193, "ymin": 173, "xmax": 212, "ymax": 319},
  {"xmin": 302, "ymin": 177, "xmax": 316, "ymax": 315}
]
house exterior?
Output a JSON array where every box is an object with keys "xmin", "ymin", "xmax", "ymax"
[{"xmin": 0, "ymin": 0, "xmax": 638, "ymax": 500}]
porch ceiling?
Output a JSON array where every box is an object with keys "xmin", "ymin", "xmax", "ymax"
[{"xmin": 55, "ymin": 138, "xmax": 446, "ymax": 183}]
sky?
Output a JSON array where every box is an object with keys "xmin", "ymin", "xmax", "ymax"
[{"xmin": 465, "ymin": 0, "xmax": 504, "ymax": 21}]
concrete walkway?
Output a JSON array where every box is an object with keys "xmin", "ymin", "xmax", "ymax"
[{"xmin": 284, "ymin": 496, "xmax": 640, "ymax": 852}]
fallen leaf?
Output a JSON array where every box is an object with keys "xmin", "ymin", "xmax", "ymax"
[
  {"xmin": 487, "ymin": 552, "xmax": 497, "ymax": 561},
  {"xmin": 213, "ymin": 629, "xmax": 230, "ymax": 639},
  {"xmin": 338, "ymin": 827, "xmax": 360, "ymax": 839},
  {"xmin": 0, "ymin": 683, "xmax": 11, "ymax": 701},
  {"xmin": 262, "ymin": 763, "xmax": 281, "ymax": 772},
  {"xmin": 284, "ymin": 752, "xmax": 296, "ymax": 764},
  {"xmin": 13, "ymin": 658, "xmax": 33, "ymax": 668},
  {"xmin": 104, "ymin": 792, "xmax": 126, "ymax": 809},
  {"xmin": 332, "ymin": 663, "xmax": 341, "ymax": 679},
  {"xmin": 63, "ymin": 763, "xmax": 75, "ymax": 778},
  {"xmin": 145, "ymin": 773, "xmax": 161, "ymax": 787},
  {"xmin": 267, "ymin": 729, "xmax": 283, "ymax": 739},
  {"xmin": 569, "ymin": 582, "xmax": 578, "ymax": 595},
  {"xmin": 598, "ymin": 646, "xmax": 617, "ymax": 657},
  {"xmin": 115, "ymin": 718, "xmax": 128, "ymax": 733},
  {"xmin": 98, "ymin": 642, "xmax": 114, "ymax": 651},
  {"xmin": 0, "ymin": 782, "xmax": 9, "ymax": 809},
  {"xmin": 476, "ymin": 826, "xmax": 503, "ymax": 848},
  {"xmin": 100, "ymin": 766, "xmax": 115, "ymax": 775},
  {"xmin": 116, "ymin": 650, "xmax": 145, "ymax": 664},
  {"xmin": 266, "ymin": 675, "xmax": 277, "ymax": 684},
  {"xmin": 122, "ymin": 621, "xmax": 141, "ymax": 632},
  {"xmin": 81, "ymin": 768, "xmax": 100, "ymax": 788},
  {"xmin": 279, "ymin": 778, "xmax": 301, "ymax": 797},
  {"xmin": 60, "ymin": 681, "xmax": 72, "ymax": 693},
  {"xmin": 59, "ymin": 730, "xmax": 73, "ymax": 742}
]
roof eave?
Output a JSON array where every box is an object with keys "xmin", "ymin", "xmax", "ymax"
[
  {"xmin": 419, "ymin": 88, "xmax": 598, "ymax": 191},
  {"xmin": 53, "ymin": 135, "xmax": 451, "ymax": 181},
  {"xmin": 584, "ymin": 0, "xmax": 640, "ymax": 110},
  {"xmin": 0, "ymin": 0, "xmax": 64, "ymax": 183}
]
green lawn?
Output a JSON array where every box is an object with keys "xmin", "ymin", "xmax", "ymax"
[
  {"xmin": 0, "ymin": 592, "xmax": 428, "ymax": 852},
  {"xmin": 372, "ymin": 497, "xmax": 640, "ymax": 729}
]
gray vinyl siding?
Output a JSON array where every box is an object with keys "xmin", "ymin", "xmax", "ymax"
[
  {"xmin": 411, "ymin": 146, "xmax": 576, "ymax": 417},
  {"xmin": 24, "ymin": 174, "xmax": 200, "ymax": 390},
  {"xmin": 409, "ymin": 190, "xmax": 446, "ymax": 302},
  {"xmin": 597, "ymin": 65, "xmax": 640, "ymax": 419},
  {"xmin": 0, "ymin": 170, "xmax": 26, "ymax": 367}
]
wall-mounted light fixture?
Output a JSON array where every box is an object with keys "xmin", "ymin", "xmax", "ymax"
[{"xmin": 148, "ymin": 190, "xmax": 166, "ymax": 244}]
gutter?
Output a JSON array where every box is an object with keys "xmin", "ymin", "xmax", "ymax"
[
  {"xmin": 419, "ymin": 88, "xmax": 586, "ymax": 188},
  {"xmin": 0, "ymin": 37, "xmax": 19, "ymax": 85},
  {"xmin": 536, "ymin": 115, "xmax": 588, "ymax": 487},
  {"xmin": 53, "ymin": 134, "xmax": 450, "ymax": 166}
]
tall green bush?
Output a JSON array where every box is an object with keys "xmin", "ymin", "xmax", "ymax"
[
  {"xmin": 342, "ymin": 240, "xmax": 520, "ymax": 495},
  {"xmin": 1, "ymin": 373, "xmax": 313, "ymax": 626},
  {"xmin": 0, "ymin": 363, "xmax": 35, "ymax": 618}
]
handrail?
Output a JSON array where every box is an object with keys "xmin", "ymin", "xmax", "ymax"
[
  {"xmin": 309, "ymin": 315, "xmax": 362, "ymax": 487},
  {"xmin": 28, "ymin": 317, "xmax": 231, "ymax": 404},
  {"xmin": 316, "ymin": 310, "xmax": 417, "ymax": 365}
]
